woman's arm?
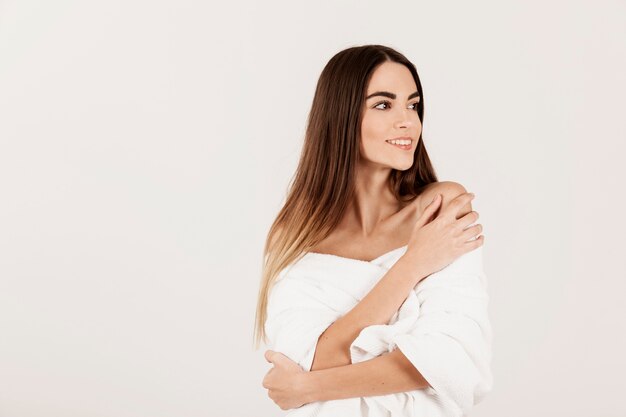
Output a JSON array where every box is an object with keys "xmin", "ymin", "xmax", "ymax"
[
  {"xmin": 264, "ymin": 186, "xmax": 477, "ymax": 374},
  {"xmin": 311, "ymin": 187, "xmax": 474, "ymax": 371},
  {"xmin": 263, "ymin": 348, "xmax": 430, "ymax": 410},
  {"xmin": 309, "ymin": 247, "xmax": 492, "ymax": 412},
  {"xmin": 310, "ymin": 256, "xmax": 428, "ymax": 370},
  {"xmin": 308, "ymin": 348, "xmax": 430, "ymax": 401}
]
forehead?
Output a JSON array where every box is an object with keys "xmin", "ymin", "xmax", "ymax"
[{"xmin": 366, "ymin": 62, "xmax": 417, "ymax": 94}]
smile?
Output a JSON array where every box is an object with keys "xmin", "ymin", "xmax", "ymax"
[{"xmin": 385, "ymin": 139, "xmax": 412, "ymax": 150}]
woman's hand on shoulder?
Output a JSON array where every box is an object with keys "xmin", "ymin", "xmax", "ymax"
[
  {"xmin": 404, "ymin": 181, "xmax": 484, "ymax": 278},
  {"xmin": 417, "ymin": 181, "xmax": 474, "ymax": 220}
]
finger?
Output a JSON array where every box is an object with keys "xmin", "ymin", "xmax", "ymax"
[
  {"xmin": 460, "ymin": 223, "xmax": 482, "ymax": 242},
  {"xmin": 470, "ymin": 234, "xmax": 485, "ymax": 248},
  {"xmin": 264, "ymin": 350, "xmax": 274, "ymax": 363},
  {"xmin": 425, "ymin": 194, "xmax": 442, "ymax": 222},
  {"xmin": 415, "ymin": 193, "xmax": 441, "ymax": 227},
  {"xmin": 442, "ymin": 192, "xmax": 475, "ymax": 220},
  {"xmin": 463, "ymin": 233, "xmax": 484, "ymax": 249},
  {"xmin": 269, "ymin": 351, "xmax": 290, "ymax": 366},
  {"xmin": 456, "ymin": 210, "xmax": 479, "ymax": 230}
]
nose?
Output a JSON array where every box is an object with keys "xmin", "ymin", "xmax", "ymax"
[{"xmin": 393, "ymin": 108, "xmax": 420, "ymax": 130}]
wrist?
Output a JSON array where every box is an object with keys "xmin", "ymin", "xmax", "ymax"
[
  {"xmin": 301, "ymin": 370, "xmax": 323, "ymax": 403},
  {"xmin": 397, "ymin": 253, "xmax": 430, "ymax": 284}
]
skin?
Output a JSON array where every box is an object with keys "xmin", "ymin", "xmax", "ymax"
[
  {"xmin": 325, "ymin": 61, "xmax": 425, "ymax": 253},
  {"xmin": 262, "ymin": 61, "xmax": 483, "ymax": 410}
]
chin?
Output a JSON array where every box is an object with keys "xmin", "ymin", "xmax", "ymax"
[{"xmin": 391, "ymin": 161, "xmax": 414, "ymax": 171}]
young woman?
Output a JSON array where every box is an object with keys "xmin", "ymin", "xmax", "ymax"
[{"xmin": 254, "ymin": 45, "xmax": 492, "ymax": 416}]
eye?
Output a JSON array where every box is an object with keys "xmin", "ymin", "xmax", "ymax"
[
  {"xmin": 374, "ymin": 100, "xmax": 420, "ymax": 111},
  {"xmin": 374, "ymin": 100, "xmax": 391, "ymax": 110}
]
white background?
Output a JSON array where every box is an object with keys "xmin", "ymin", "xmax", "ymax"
[{"xmin": 1, "ymin": 1, "xmax": 624, "ymax": 416}]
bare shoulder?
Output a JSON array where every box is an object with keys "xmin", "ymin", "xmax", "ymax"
[{"xmin": 419, "ymin": 181, "xmax": 473, "ymax": 218}]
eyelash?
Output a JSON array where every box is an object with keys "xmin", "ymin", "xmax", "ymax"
[{"xmin": 374, "ymin": 100, "xmax": 420, "ymax": 111}]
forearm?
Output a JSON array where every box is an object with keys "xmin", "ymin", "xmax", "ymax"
[
  {"xmin": 304, "ymin": 348, "xmax": 429, "ymax": 402},
  {"xmin": 311, "ymin": 255, "xmax": 427, "ymax": 371}
]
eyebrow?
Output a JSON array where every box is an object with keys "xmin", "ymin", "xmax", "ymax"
[{"xmin": 366, "ymin": 91, "xmax": 420, "ymax": 101}]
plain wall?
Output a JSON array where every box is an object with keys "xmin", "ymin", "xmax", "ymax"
[{"xmin": 1, "ymin": 0, "xmax": 624, "ymax": 416}]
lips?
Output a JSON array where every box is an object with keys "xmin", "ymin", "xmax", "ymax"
[
  {"xmin": 386, "ymin": 136, "xmax": 413, "ymax": 142},
  {"xmin": 385, "ymin": 139, "xmax": 412, "ymax": 150}
]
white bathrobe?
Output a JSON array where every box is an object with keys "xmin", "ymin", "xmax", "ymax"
[{"xmin": 265, "ymin": 244, "xmax": 493, "ymax": 417}]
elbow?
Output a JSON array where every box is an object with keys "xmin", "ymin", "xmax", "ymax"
[
  {"xmin": 309, "ymin": 340, "xmax": 352, "ymax": 371},
  {"xmin": 310, "ymin": 351, "xmax": 352, "ymax": 371}
]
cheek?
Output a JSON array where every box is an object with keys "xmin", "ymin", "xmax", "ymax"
[
  {"xmin": 359, "ymin": 123, "xmax": 387, "ymax": 159},
  {"xmin": 361, "ymin": 114, "xmax": 385, "ymax": 142},
  {"xmin": 416, "ymin": 116, "xmax": 423, "ymax": 130}
]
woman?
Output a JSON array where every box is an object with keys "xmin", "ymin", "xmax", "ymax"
[{"xmin": 254, "ymin": 45, "xmax": 492, "ymax": 416}]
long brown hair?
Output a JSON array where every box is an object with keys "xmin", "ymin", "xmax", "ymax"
[{"xmin": 253, "ymin": 44, "xmax": 438, "ymax": 348}]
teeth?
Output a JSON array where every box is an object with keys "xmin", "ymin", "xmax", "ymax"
[{"xmin": 386, "ymin": 139, "xmax": 411, "ymax": 145}]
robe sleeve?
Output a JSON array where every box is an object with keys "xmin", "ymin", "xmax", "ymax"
[
  {"xmin": 390, "ymin": 245, "xmax": 493, "ymax": 415},
  {"xmin": 264, "ymin": 268, "xmax": 344, "ymax": 372}
]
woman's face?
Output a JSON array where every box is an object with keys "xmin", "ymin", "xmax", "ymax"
[{"xmin": 360, "ymin": 61, "xmax": 422, "ymax": 171}]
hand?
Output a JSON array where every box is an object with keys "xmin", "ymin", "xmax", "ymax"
[
  {"xmin": 405, "ymin": 192, "xmax": 484, "ymax": 277},
  {"xmin": 262, "ymin": 350, "xmax": 311, "ymax": 410}
]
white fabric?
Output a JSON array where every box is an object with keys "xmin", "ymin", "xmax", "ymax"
[{"xmin": 265, "ymin": 244, "xmax": 493, "ymax": 417}]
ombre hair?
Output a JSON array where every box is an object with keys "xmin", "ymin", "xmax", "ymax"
[{"xmin": 253, "ymin": 44, "xmax": 438, "ymax": 348}]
